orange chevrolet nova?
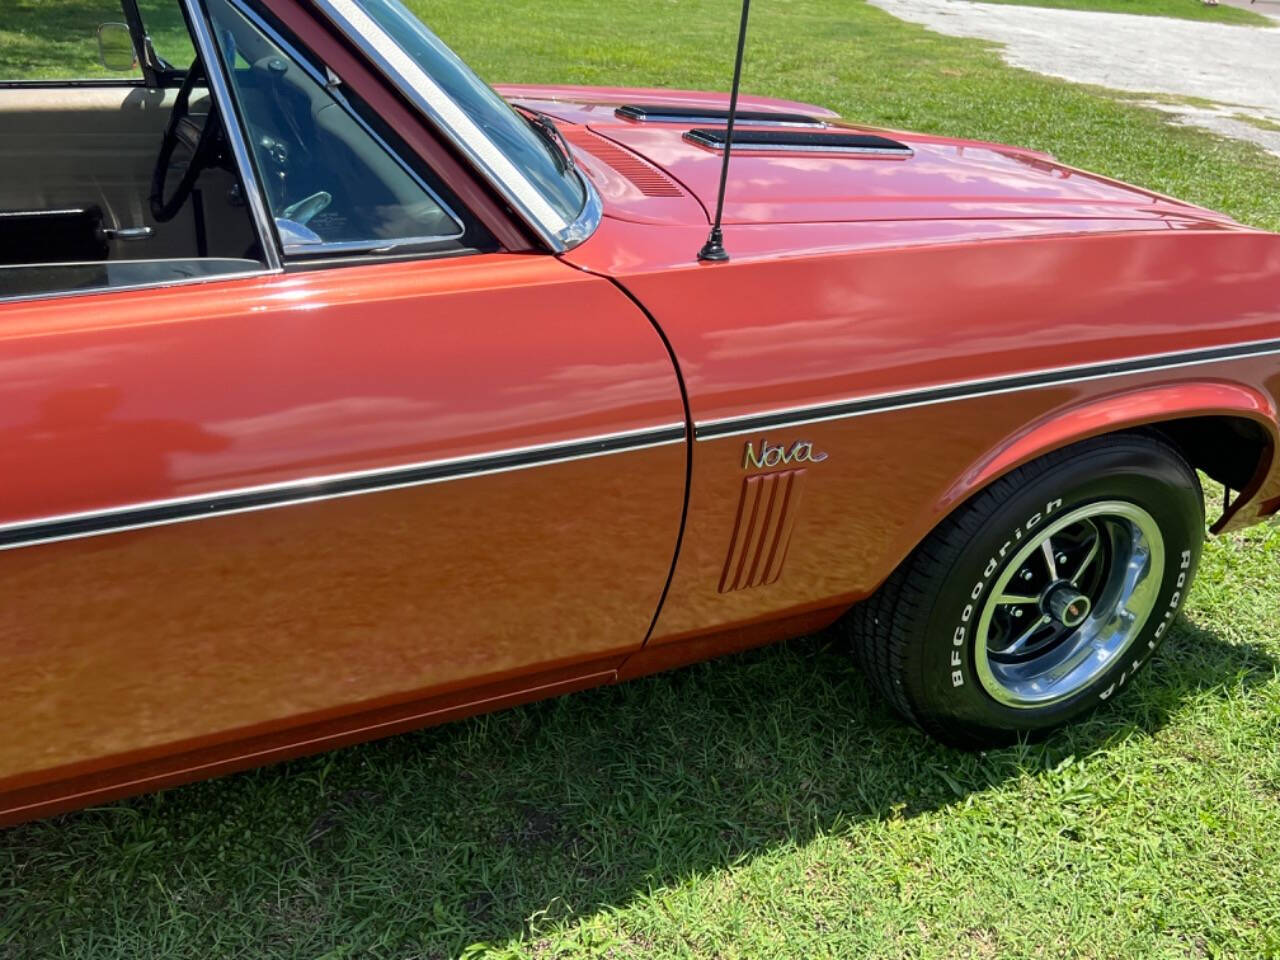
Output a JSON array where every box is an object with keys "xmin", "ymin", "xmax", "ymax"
[{"xmin": 1, "ymin": 0, "xmax": 1278, "ymax": 825}]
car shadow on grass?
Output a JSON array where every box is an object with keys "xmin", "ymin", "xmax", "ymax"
[{"xmin": 1, "ymin": 614, "xmax": 1274, "ymax": 957}]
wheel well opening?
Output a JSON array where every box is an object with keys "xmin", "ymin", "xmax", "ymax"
[{"xmin": 1148, "ymin": 415, "xmax": 1273, "ymax": 495}]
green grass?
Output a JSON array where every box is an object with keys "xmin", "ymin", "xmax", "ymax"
[
  {"xmin": 420, "ymin": 0, "xmax": 1280, "ymax": 234},
  {"xmin": 3, "ymin": 1, "xmax": 1280, "ymax": 957},
  {"xmin": 1235, "ymin": 112, "xmax": 1280, "ymax": 133},
  {"xmin": 0, "ymin": 0, "xmax": 129, "ymax": 81},
  {"xmin": 0, "ymin": 0, "xmax": 1266, "ymax": 83},
  {"xmin": 0, "ymin": 0, "xmax": 192, "ymax": 81},
  {"xmin": 976, "ymin": 0, "xmax": 1272, "ymax": 26}
]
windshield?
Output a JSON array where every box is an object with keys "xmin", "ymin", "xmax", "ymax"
[{"xmin": 324, "ymin": 0, "xmax": 587, "ymax": 240}]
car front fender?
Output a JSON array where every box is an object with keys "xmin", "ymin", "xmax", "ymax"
[{"xmin": 933, "ymin": 380, "xmax": 1279, "ymax": 538}]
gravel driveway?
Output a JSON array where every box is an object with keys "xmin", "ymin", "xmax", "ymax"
[{"xmin": 867, "ymin": 0, "xmax": 1280, "ymax": 157}]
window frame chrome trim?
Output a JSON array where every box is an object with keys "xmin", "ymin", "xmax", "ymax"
[
  {"xmin": 0, "ymin": 264, "xmax": 269, "ymax": 306},
  {"xmin": 180, "ymin": 0, "xmax": 283, "ymax": 270},
  {"xmin": 282, "ymin": 235, "xmax": 463, "ymax": 257},
  {"xmin": 557, "ymin": 173, "xmax": 603, "ymax": 250},
  {"xmin": 0, "ymin": 257, "xmax": 261, "ymax": 268},
  {"xmin": 0, "ymin": 423, "xmax": 687, "ymax": 552},
  {"xmin": 308, "ymin": 0, "xmax": 592, "ymax": 253},
  {"xmin": 0, "ymin": 78, "xmax": 153, "ymax": 88}
]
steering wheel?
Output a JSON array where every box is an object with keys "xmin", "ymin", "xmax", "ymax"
[{"xmin": 150, "ymin": 59, "xmax": 224, "ymax": 223}]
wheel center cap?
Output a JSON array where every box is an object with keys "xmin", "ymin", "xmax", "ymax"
[{"xmin": 1046, "ymin": 585, "xmax": 1091, "ymax": 628}]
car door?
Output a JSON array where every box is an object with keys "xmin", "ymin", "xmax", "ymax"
[{"xmin": 0, "ymin": 0, "xmax": 686, "ymax": 803}]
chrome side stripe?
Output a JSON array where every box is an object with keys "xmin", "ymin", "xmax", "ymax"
[
  {"xmin": 696, "ymin": 336, "xmax": 1280, "ymax": 440},
  {"xmin": 0, "ymin": 424, "xmax": 686, "ymax": 552}
]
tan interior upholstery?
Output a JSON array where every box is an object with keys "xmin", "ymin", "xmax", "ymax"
[{"xmin": 0, "ymin": 85, "xmax": 256, "ymax": 262}]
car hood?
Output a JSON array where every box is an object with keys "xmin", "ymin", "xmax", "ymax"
[{"xmin": 498, "ymin": 85, "xmax": 1235, "ymax": 229}]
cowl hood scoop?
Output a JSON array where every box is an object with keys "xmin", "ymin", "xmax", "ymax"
[
  {"xmin": 615, "ymin": 103, "xmax": 825, "ymax": 126},
  {"xmin": 683, "ymin": 128, "xmax": 913, "ymax": 156}
]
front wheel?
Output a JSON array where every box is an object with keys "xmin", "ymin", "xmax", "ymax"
[{"xmin": 850, "ymin": 432, "xmax": 1204, "ymax": 748}]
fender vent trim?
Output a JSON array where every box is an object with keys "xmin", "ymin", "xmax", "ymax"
[{"xmin": 719, "ymin": 469, "xmax": 807, "ymax": 592}]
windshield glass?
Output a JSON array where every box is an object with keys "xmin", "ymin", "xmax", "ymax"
[{"xmin": 334, "ymin": 0, "xmax": 587, "ymax": 235}]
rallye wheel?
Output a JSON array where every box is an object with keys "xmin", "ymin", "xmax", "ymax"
[{"xmin": 850, "ymin": 433, "xmax": 1204, "ymax": 748}]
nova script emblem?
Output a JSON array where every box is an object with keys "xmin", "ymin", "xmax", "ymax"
[{"xmin": 742, "ymin": 439, "xmax": 829, "ymax": 471}]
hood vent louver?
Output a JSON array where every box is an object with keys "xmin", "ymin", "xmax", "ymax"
[
  {"xmin": 616, "ymin": 104, "xmax": 825, "ymax": 127},
  {"xmin": 684, "ymin": 128, "xmax": 913, "ymax": 156},
  {"xmin": 558, "ymin": 126, "xmax": 684, "ymax": 198}
]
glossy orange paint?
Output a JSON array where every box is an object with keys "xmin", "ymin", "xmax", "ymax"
[
  {"xmin": 3, "ymin": 35, "xmax": 1279, "ymax": 822},
  {"xmin": 559, "ymin": 201, "xmax": 1280, "ymax": 645},
  {"xmin": 0, "ymin": 254, "xmax": 686, "ymax": 823},
  {"xmin": 640, "ymin": 368, "xmax": 1280, "ymax": 647},
  {"xmin": 2, "ymin": 654, "xmax": 625, "ymax": 825},
  {"xmin": 0, "ymin": 256, "xmax": 684, "ymax": 518},
  {"xmin": 564, "ymin": 220, "xmax": 1280, "ymax": 427}
]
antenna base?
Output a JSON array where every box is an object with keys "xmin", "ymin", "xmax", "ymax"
[{"xmin": 697, "ymin": 227, "xmax": 729, "ymax": 262}]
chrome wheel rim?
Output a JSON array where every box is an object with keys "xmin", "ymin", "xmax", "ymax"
[{"xmin": 974, "ymin": 501, "xmax": 1165, "ymax": 709}]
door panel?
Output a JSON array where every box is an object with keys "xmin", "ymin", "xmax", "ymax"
[
  {"xmin": 0, "ymin": 87, "xmax": 169, "ymax": 216},
  {"xmin": 0, "ymin": 85, "xmax": 252, "ymax": 261},
  {"xmin": 0, "ymin": 254, "xmax": 687, "ymax": 787}
]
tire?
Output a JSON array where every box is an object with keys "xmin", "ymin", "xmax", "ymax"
[{"xmin": 850, "ymin": 432, "xmax": 1204, "ymax": 748}]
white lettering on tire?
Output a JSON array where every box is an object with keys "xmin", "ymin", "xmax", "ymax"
[
  {"xmin": 1098, "ymin": 547, "xmax": 1192, "ymax": 701},
  {"xmin": 949, "ymin": 498, "xmax": 1063, "ymax": 688}
]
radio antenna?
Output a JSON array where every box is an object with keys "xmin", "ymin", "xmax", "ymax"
[{"xmin": 697, "ymin": 0, "xmax": 752, "ymax": 262}]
